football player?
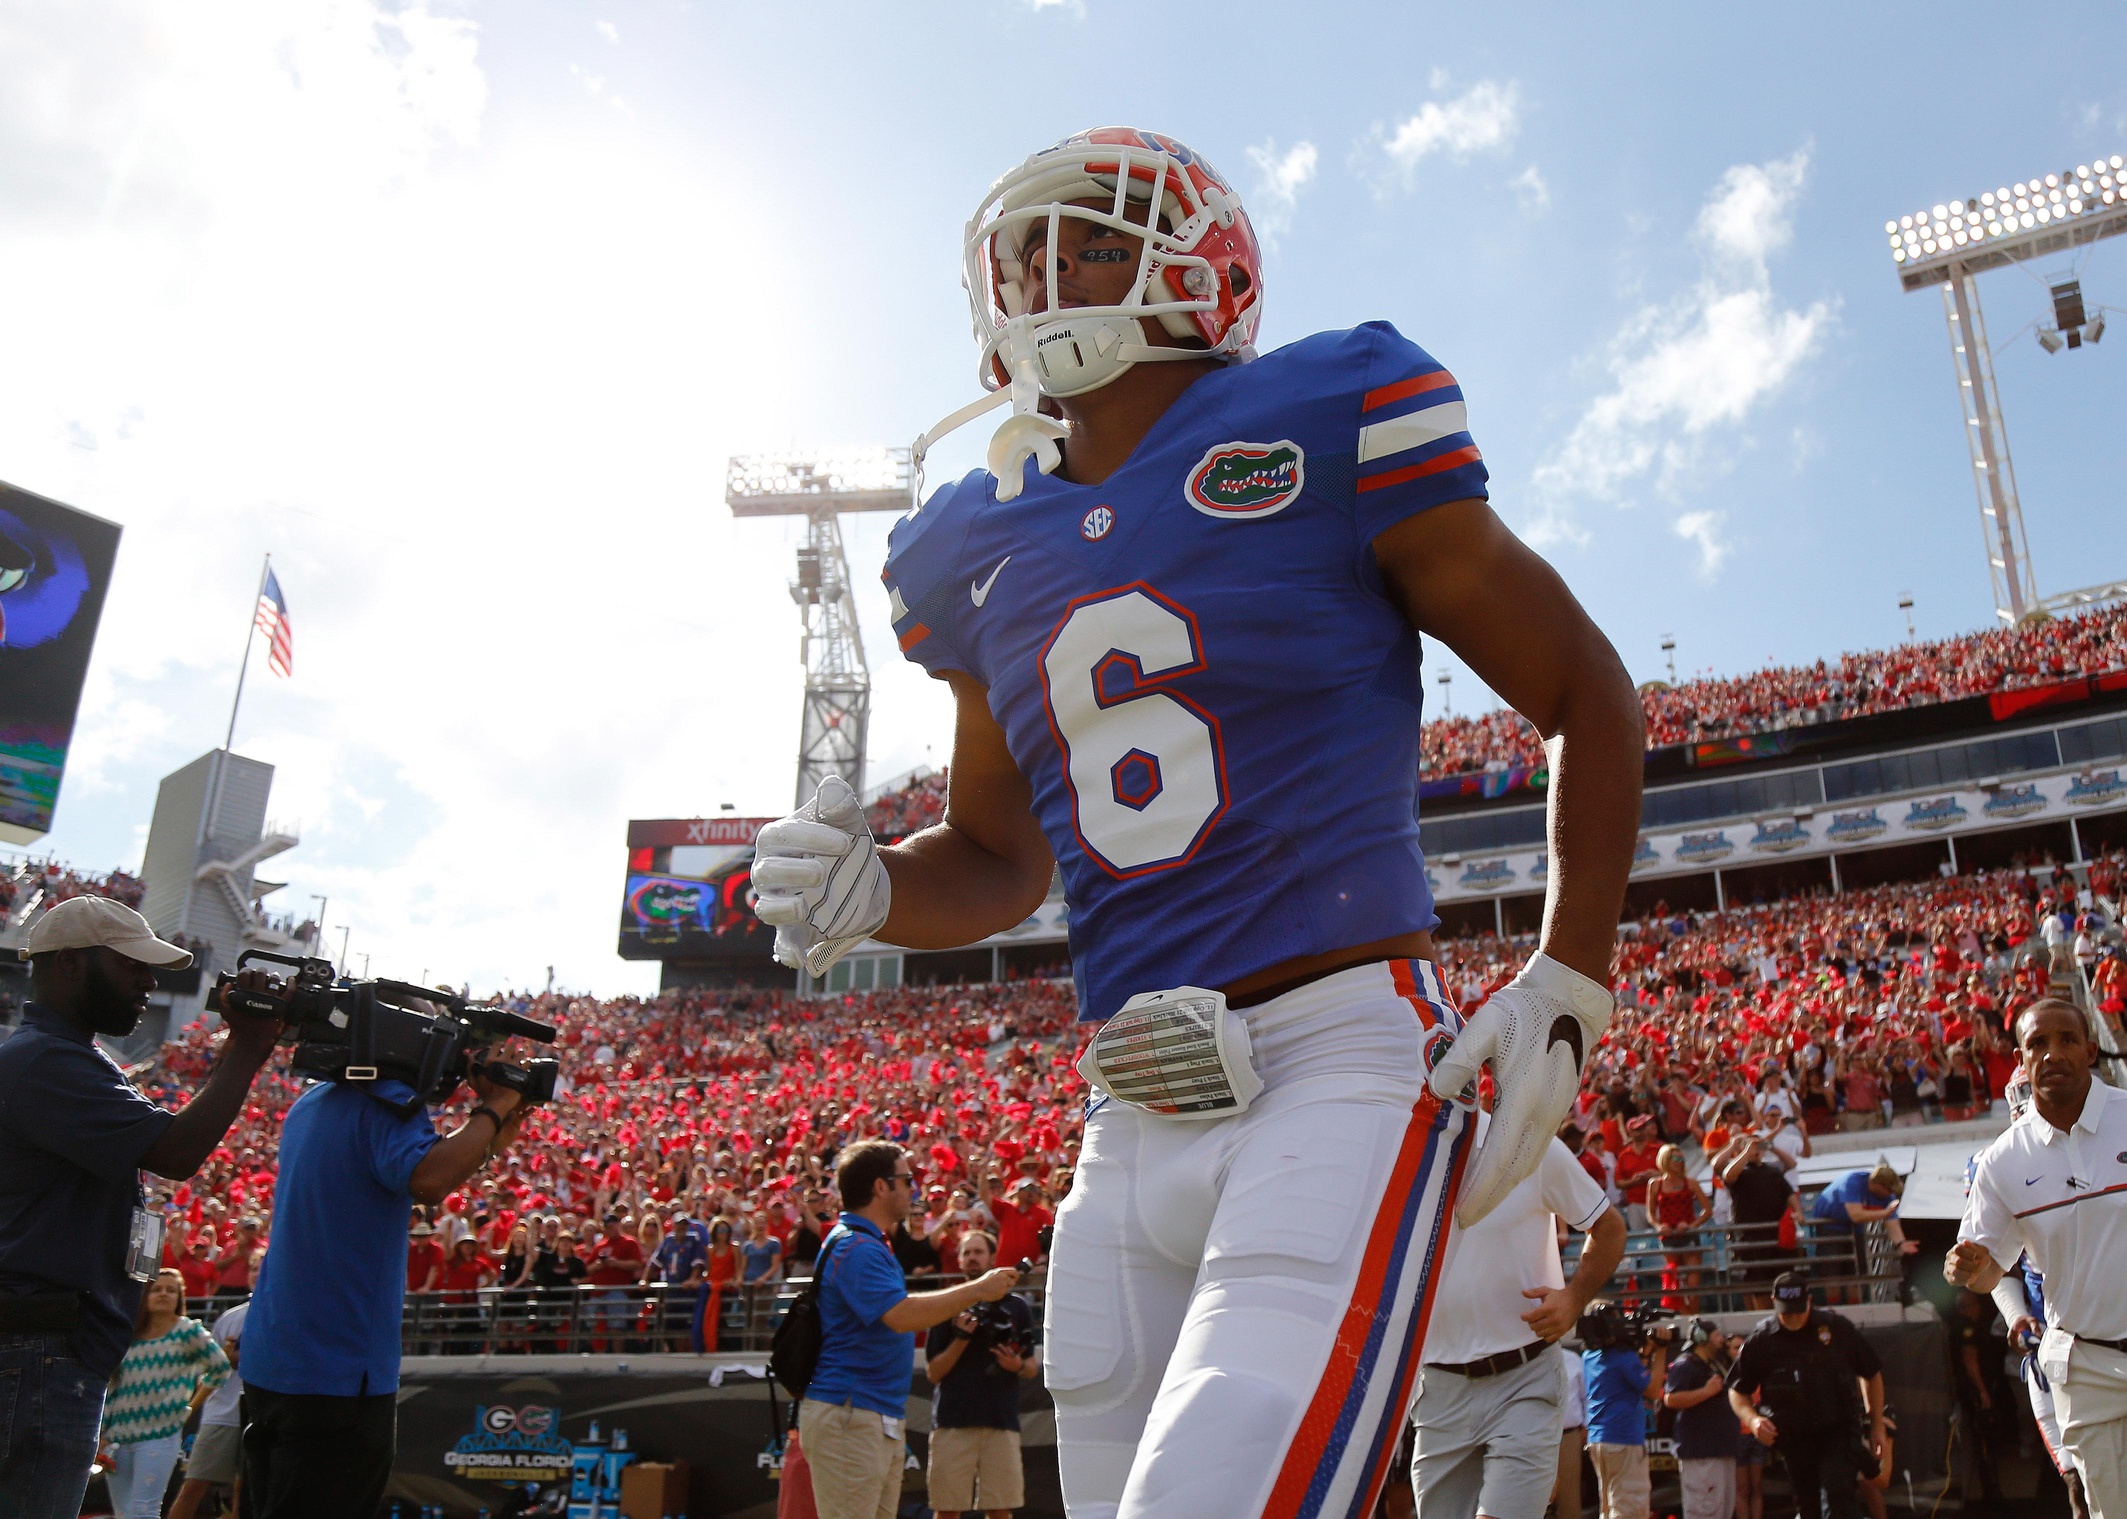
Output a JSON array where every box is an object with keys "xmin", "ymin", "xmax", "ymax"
[{"xmin": 754, "ymin": 128, "xmax": 1644, "ymax": 1519}]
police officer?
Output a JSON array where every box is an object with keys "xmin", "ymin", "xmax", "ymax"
[{"xmin": 1725, "ymin": 1271, "xmax": 1886, "ymax": 1519}]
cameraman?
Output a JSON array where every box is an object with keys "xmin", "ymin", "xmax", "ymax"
[
  {"xmin": 924, "ymin": 1230, "xmax": 1038, "ymax": 1519},
  {"xmin": 1580, "ymin": 1304, "xmax": 1670, "ymax": 1519},
  {"xmin": 1725, "ymin": 1271, "xmax": 1884, "ymax": 1519},
  {"xmin": 0, "ymin": 899, "xmax": 284, "ymax": 1519},
  {"xmin": 236, "ymin": 1003, "xmax": 537, "ymax": 1519}
]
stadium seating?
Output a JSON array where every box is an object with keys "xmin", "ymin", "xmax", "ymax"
[
  {"xmin": 1418, "ymin": 602, "xmax": 2127, "ymax": 779},
  {"xmin": 136, "ymin": 849, "xmax": 2123, "ymax": 1307}
]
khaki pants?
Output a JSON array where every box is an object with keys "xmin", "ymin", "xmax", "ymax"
[
  {"xmin": 2049, "ymin": 1337, "xmax": 2127, "ymax": 1519},
  {"xmin": 1677, "ymin": 1456, "xmax": 1736, "ymax": 1519},
  {"xmin": 927, "ymin": 1425, "xmax": 1024, "ymax": 1513},
  {"xmin": 797, "ymin": 1399, "xmax": 903, "ymax": 1519},
  {"xmin": 1587, "ymin": 1443, "xmax": 1650, "ymax": 1519}
]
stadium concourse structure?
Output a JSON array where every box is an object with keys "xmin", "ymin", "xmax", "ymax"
[{"xmin": 818, "ymin": 650, "xmax": 2127, "ymax": 996}]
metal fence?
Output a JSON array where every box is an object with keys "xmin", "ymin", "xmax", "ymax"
[
  {"xmin": 173, "ymin": 1219, "xmax": 1898, "ymax": 1360},
  {"xmin": 176, "ymin": 1272, "xmax": 1048, "ymax": 1359},
  {"xmin": 1562, "ymin": 1217, "xmax": 1905, "ymax": 1314}
]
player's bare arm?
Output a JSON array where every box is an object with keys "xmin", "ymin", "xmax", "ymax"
[
  {"xmin": 1372, "ymin": 500, "xmax": 1644, "ymax": 984},
  {"xmin": 874, "ymin": 672, "xmax": 1054, "ymax": 949}
]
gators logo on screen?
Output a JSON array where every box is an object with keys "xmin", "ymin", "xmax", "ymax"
[{"xmin": 1185, "ymin": 440, "xmax": 1304, "ymax": 519}]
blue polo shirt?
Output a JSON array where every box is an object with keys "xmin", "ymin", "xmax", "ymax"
[
  {"xmin": 1583, "ymin": 1346, "xmax": 1651, "ymax": 1446},
  {"xmin": 0, "ymin": 1004, "xmax": 177, "ymax": 1377},
  {"xmin": 1811, "ymin": 1170, "xmax": 1893, "ymax": 1236},
  {"xmin": 805, "ymin": 1214, "xmax": 912, "ymax": 1418},
  {"xmin": 240, "ymin": 1080, "xmax": 437, "ymax": 1396}
]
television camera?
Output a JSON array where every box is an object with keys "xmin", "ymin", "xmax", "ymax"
[
  {"xmin": 214, "ymin": 949, "xmax": 560, "ymax": 1116},
  {"xmin": 959, "ymin": 1258, "xmax": 1038, "ymax": 1375},
  {"xmin": 1575, "ymin": 1299, "xmax": 1680, "ymax": 1353}
]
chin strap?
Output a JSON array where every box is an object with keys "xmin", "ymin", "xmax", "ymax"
[{"xmin": 912, "ymin": 317, "xmax": 1076, "ymax": 506}]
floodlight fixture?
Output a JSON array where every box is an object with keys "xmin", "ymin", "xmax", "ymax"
[
  {"xmin": 1885, "ymin": 153, "xmax": 2127, "ymax": 290},
  {"xmin": 1881, "ymin": 150, "xmax": 2127, "ymax": 625}
]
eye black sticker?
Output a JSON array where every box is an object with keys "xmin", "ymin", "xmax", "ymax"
[{"xmin": 1080, "ymin": 248, "xmax": 1130, "ymax": 263}]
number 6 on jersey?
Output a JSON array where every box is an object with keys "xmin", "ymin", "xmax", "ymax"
[{"xmin": 1039, "ymin": 584, "xmax": 1228, "ymax": 877}]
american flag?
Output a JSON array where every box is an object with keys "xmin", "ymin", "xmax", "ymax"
[{"xmin": 255, "ymin": 569, "xmax": 293, "ymax": 678}]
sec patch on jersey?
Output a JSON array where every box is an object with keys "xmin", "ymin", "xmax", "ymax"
[{"xmin": 1186, "ymin": 440, "xmax": 1305, "ymax": 519}]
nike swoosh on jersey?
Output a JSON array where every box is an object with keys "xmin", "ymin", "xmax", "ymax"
[
  {"xmin": 970, "ymin": 556, "xmax": 1011, "ymax": 608},
  {"xmin": 1547, "ymin": 1014, "xmax": 1585, "ymax": 1073}
]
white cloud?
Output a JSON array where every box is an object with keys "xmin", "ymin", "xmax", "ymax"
[
  {"xmin": 1672, "ymin": 510, "xmax": 1730, "ymax": 577},
  {"xmin": 1511, "ymin": 163, "xmax": 1549, "ymax": 214},
  {"xmin": 1379, "ymin": 80, "xmax": 1519, "ymax": 184},
  {"xmin": 1243, "ymin": 139, "xmax": 1317, "ymax": 247},
  {"xmin": 1024, "ymin": 0, "xmax": 1085, "ymax": 12},
  {"xmin": 0, "ymin": 1, "xmax": 831, "ymax": 995},
  {"xmin": 1695, "ymin": 151, "xmax": 1807, "ymax": 277},
  {"xmin": 1524, "ymin": 149, "xmax": 1833, "ymax": 556},
  {"xmin": 596, "ymin": 19, "xmax": 619, "ymax": 43}
]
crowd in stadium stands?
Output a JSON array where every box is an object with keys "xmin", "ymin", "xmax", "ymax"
[
  {"xmin": 126, "ymin": 836, "xmax": 2124, "ymax": 1351},
  {"xmin": 0, "ymin": 855, "xmax": 146, "ymax": 915},
  {"xmin": 865, "ymin": 767, "xmax": 951, "ymax": 843},
  {"xmin": 1444, "ymin": 855, "xmax": 2125, "ymax": 1212},
  {"xmin": 144, "ymin": 975, "xmax": 1085, "ymax": 1347},
  {"xmin": 1416, "ymin": 601, "xmax": 2127, "ymax": 779}
]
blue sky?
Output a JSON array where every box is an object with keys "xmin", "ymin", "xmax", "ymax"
[{"xmin": 3, "ymin": 1, "xmax": 2123, "ymax": 993}]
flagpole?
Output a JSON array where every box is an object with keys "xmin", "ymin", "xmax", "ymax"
[
  {"xmin": 225, "ymin": 553, "xmax": 270, "ymax": 756},
  {"xmin": 202, "ymin": 553, "xmax": 270, "ymax": 878}
]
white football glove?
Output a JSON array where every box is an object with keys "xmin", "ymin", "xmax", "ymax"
[
  {"xmin": 1427, "ymin": 952, "xmax": 1613, "ymax": 1227},
  {"xmin": 749, "ymin": 776, "xmax": 892, "ymax": 979}
]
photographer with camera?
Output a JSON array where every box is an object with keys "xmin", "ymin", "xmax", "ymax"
[
  {"xmin": 924, "ymin": 1230, "xmax": 1039, "ymax": 1519},
  {"xmin": 0, "ymin": 899, "xmax": 286, "ymax": 1519},
  {"xmin": 233, "ymin": 974, "xmax": 555, "ymax": 1519},
  {"xmin": 1725, "ymin": 1271, "xmax": 1885, "ymax": 1519},
  {"xmin": 1579, "ymin": 1303, "xmax": 1672, "ymax": 1519}
]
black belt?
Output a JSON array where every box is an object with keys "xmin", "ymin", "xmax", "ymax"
[
  {"xmin": 1428, "ymin": 1340, "xmax": 1551, "ymax": 1378},
  {"xmin": 0, "ymin": 1292, "xmax": 80, "ymax": 1332},
  {"xmin": 2075, "ymin": 1333, "xmax": 2127, "ymax": 1354}
]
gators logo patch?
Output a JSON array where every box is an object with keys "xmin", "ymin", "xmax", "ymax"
[{"xmin": 1185, "ymin": 440, "xmax": 1305, "ymax": 520}]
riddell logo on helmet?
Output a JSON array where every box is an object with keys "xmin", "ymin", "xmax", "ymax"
[{"xmin": 1185, "ymin": 440, "xmax": 1305, "ymax": 520}]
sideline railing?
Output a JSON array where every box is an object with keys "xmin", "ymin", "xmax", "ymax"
[
  {"xmin": 1561, "ymin": 1217, "xmax": 1906, "ymax": 1315},
  {"xmin": 172, "ymin": 1220, "xmax": 1904, "ymax": 1357},
  {"xmin": 179, "ymin": 1271, "xmax": 1055, "ymax": 1359}
]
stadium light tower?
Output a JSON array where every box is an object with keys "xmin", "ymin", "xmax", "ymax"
[
  {"xmin": 726, "ymin": 449, "xmax": 913, "ymax": 805},
  {"xmin": 1885, "ymin": 153, "xmax": 2127, "ymax": 623}
]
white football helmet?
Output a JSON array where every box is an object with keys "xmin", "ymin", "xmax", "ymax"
[{"xmin": 913, "ymin": 128, "xmax": 1267, "ymax": 501}]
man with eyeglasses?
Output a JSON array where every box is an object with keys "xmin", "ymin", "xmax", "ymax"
[{"xmin": 802, "ymin": 1140, "xmax": 1021, "ymax": 1519}]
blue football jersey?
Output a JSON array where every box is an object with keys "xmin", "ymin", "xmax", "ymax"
[{"xmin": 883, "ymin": 322, "xmax": 1488, "ymax": 1021}]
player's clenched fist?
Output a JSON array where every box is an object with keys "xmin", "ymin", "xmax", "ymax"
[
  {"xmin": 751, "ymin": 776, "xmax": 892, "ymax": 978},
  {"xmin": 1428, "ymin": 953, "xmax": 1614, "ymax": 1226}
]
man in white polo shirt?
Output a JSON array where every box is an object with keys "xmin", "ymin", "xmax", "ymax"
[
  {"xmin": 1948, "ymin": 998, "xmax": 2127, "ymax": 1519},
  {"xmin": 1411, "ymin": 1112, "xmax": 1626, "ymax": 1518}
]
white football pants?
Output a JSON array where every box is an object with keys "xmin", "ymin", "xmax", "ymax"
[{"xmin": 1044, "ymin": 958, "xmax": 1472, "ymax": 1519}]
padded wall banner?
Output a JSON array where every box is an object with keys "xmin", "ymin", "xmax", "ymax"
[
  {"xmin": 1428, "ymin": 764, "xmax": 2127, "ymax": 902},
  {"xmin": 0, "ymin": 482, "xmax": 121, "ymax": 845}
]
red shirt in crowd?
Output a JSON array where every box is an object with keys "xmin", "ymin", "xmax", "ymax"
[
  {"xmin": 989, "ymin": 1194, "xmax": 1053, "ymax": 1268},
  {"xmin": 407, "ymin": 1237, "xmax": 445, "ymax": 1293},
  {"xmin": 587, "ymin": 1233, "xmax": 645, "ymax": 1286}
]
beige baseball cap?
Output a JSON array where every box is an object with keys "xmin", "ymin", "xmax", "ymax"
[{"xmin": 22, "ymin": 896, "xmax": 193, "ymax": 968}]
